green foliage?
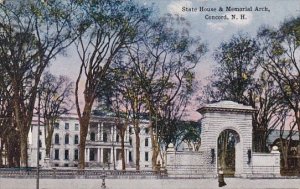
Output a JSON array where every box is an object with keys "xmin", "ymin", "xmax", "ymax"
[{"xmin": 206, "ymin": 33, "xmax": 259, "ymax": 104}]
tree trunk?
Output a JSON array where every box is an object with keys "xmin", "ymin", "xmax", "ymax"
[
  {"xmin": 135, "ymin": 131, "xmax": 140, "ymax": 171},
  {"xmin": 150, "ymin": 121, "xmax": 159, "ymax": 171},
  {"xmin": 112, "ymin": 126, "xmax": 116, "ymax": 170},
  {"xmin": 283, "ymin": 146, "xmax": 289, "ymax": 169},
  {"xmin": 79, "ymin": 129, "xmax": 88, "ymax": 169},
  {"xmin": 20, "ymin": 131, "xmax": 28, "ymax": 167},
  {"xmin": 0, "ymin": 139, "xmax": 3, "ymax": 167},
  {"xmin": 45, "ymin": 134, "xmax": 52, "ymax": 158},
  {"xmin": 120, "ymin": 132, "xmax": 126, "ymax": 170},
  {"xmin": 44, "ymin": 119, "xmax": 54, "ymax": 158},
  {"xmin": 279, "ymin": 138, "xmax": 287, "ymax": 169},
  {"xmin": 78, "ymin": 115, "xmax": 90, "ymax": 169},
  {"xmin": 296, "ymin": 116, "xmax": 300, "ymax": 171}
]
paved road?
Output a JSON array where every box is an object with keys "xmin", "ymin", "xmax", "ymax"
[{"xmin": 0, "ymin": 178, "xmax": 300, "ymax": 189}]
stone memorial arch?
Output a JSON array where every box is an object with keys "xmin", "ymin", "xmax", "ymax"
[
  {"xmin": 166, "ymin": 101, "xmax": 280, "ymax": 178},
  {"xmin": 197, "ymin": 101, "xmax": 255, "ymax": 177}
]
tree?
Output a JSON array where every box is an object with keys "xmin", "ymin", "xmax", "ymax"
[
  {"xmin": 258, "ymin": 17, "xmax": 300, "ymax": 132},
  {"xmin": 248, "ymin": 71, "xmax": 286, "ymax": 152},
  {"xmin": 95, "ymin": 58, "xmax": 146, "ymax": 170},
  {"xmin": 203, "ymin": 33, "xmax": 285, "ymax": 153},
  {"xmin": 125, "ymin": 14, "xmax": 206, "ymax": 169},
  {"xmin": 171, "ymin": 121, "xmax": 201, "ymax": 151},
  {"xmin": 0, "ymin": 69, "xmax": 15, "ymax": 167},
  {"xmin": 95, "ymin": 67, "xmax": 133, "ymax": 170},
  {"xmin": 257, "ymin": 16, "xmax": 300, "ymax": 168},
  {"xmin": 39, "ymin": 72, "xmax": 73, "ymax": 158},
  {"xmin": 74, "ymin": 0, "xmax": 153, "ymax": 169},
  {"xmin": 206, "ymin": 33, "xmax": 259, "ymax": 104},
  {"xmin": 0, "ymin": 1, "xmax": 77, "ymax": 167}
]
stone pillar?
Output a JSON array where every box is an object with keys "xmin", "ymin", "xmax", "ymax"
[
  {"xmin": 271, "ymin": 146, "xmax": 281, "ymax": 176},
  {"xmin": 235, "ymin": 142, "xmax": 243, "ymax": 176}
]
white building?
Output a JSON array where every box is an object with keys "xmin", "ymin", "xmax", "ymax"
[{"xmin": 28, "ymin": 114, "xmax": 153, "ymax": 169}]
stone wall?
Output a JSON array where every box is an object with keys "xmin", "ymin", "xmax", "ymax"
[
  {"xmin": 250, "ymin": 151, "xmax": 280, "ymax": 177},
  {"xmin": 166, "ymin": 149, "xmax": 212, "ymax": 178}
]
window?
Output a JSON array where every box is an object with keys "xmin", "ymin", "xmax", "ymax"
[
  {"xmin": 54, "ymin": 123, "xmax": 59, "ymax": 129},
  {"xmin": 145, "ymin": 152, "xmax": 149, "ymax": 161},
  {"xmin": 103, "ymin": 132, "xmax": 107, "ymax": 142},
  {"xmin": 144, "ymin": 128, "xmax": 149, "ymax": 134},
  {"xmin": 65, "ymin": 123, "xmax": 69, "ymax": 130},
  {"xmin": 89, "ymin": 149, "xmax": 95, "ymax": 161},
  {"xmin": 129, "ymin": 127, "xmax": 132, "ymax": 134},
  {"xmin": 129, "ymin": 137, "xmax": 132, "ymax": 146},
  {"xmin": 39, "ymin": 130, "xmax": 42, "ymax": 135},
  {"xmin": 65, "ymin": 150, "xmax": 69, "ymax": 160},
  {"xmin": 74, "ymin": 135, "xmax": 79, "ymax": 145},
  {"xmin": 65, "ymin": 134, "xmax": 69, "ymax": 144},
  {"xmin": 129, "ymin": 151, "xmax": 132, "ymax": 162},
  {"xmin": 116, "ymin": 134, "xmax": 120, "ymax": 143},
  {"xmin": 54, "ymin": 134, "xmax": 59, "ymax": 144},
  {"xmin": 39, "ymin": 140, "xmax": 42, "ymax": 148},
  {"xmin": 75, "ymin": 123, "xmax": 79, "ymax": 131},
  {"xmin": 74, "ymin": 149, "xmax": 79, "ymax": 160},
  {"xmin": 145, "ymin": 138, "xmax": 149, "ymax": 147},
  {"xmin": 54, "ymin": 149, "xmax": 59, "ymax": 160},
  {"xmin": 39, "ymin": 152, "xmax": 42, "ymax": 160},
  {"xmin": 90, "ymin": 132, "xmax": 96, "ymax": 141}
]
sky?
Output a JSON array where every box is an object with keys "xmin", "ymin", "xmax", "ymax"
[{"xmin": 49, "ymin": 0, "xmax": 300, "ymax": 120}]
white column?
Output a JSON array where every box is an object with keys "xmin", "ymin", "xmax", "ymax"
[
  {"xmin": 110, "ymin": 125, "xmax": 114, "ymax": 142},
  {"xmin": 97, "ymin": 148, "xmax": 101, "ymax": 163},
  {"xmin": 125, "ymin": 149, "xmax": 128, "ymax": 164},
  {"xmin": 110, "ymin": 149, "xmax": 113, "ymax": 164},
  {"xmin": 100, "ymin": 123, "xmax": 103, "ymax": 141},
  {"xmin": 97, "ymin": 123, "xmax": 101, "ymax": 141},
  {"xmin": 87, "ymin": 123, "xmax": 90, "ymax": 140},
  {"xmin": 87, "ymin": 148, "xmax": 90, "ymax": 162},
  {"xmin": 125, "ymin": 128, "xmax": 128, "ymax": 142},
  {"xmin": 100, "ymin": 148, "xmax": 103, "ymax": 163},
  {"xmin": 85, "ymin": 149, "xmax": 87, "ymax": 162}
]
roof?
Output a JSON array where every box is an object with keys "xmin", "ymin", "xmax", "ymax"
[{"xmin": 197, "ymin": 100, "xmax": 256, "ymax": 114}]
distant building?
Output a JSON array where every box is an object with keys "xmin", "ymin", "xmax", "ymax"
[{"xmin": 28, "ymin": 114, "xmax": 152, "ymax": 169}]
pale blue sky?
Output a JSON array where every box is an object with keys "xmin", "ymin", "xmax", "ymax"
[
  {"xmin": 50, "ymin": 0, "xmax": 300, "ymax": 79},
  {"xmin": 49, "ymin": 0, "xmax": 300, "ymax": 119}
]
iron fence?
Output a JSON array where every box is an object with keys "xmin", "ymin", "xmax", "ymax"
[{"xmin": 0, "ymin": 168, "xmax": 167, "ymax": 179}]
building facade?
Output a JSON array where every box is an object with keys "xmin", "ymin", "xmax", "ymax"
[{"xmin": 28, "ymin": 114, "xmax": 152, "ymax": 170}]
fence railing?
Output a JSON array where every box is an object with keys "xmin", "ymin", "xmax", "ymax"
[{"xmin": 0, "ymin": 168, "xmax": 167, "ymax": 179}]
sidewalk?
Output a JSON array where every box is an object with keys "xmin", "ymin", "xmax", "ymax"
[{"xmin": 1, "ymin": 178, "xmax": 300, "ymax": 189}]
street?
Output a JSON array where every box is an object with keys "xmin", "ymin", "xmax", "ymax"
[{"xmin": 0, "ymin": 178, "xmax": 300, "ymax": 189}]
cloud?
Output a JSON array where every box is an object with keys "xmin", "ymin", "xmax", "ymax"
[
  {"xmin": 167, "ymin": 1, "xmax": 193, "ymax": 15},
  {"xmin": 207, "ymin": 22, "xmax": 228, "ymax": 32},
  {"xmin": 226, "ymin": 11, "xmax": 253, "ymax": 26}
]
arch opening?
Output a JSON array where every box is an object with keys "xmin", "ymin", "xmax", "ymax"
[{"xmin": 217, "ymin": 129, "xmax": 240, "ymax": 176}]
